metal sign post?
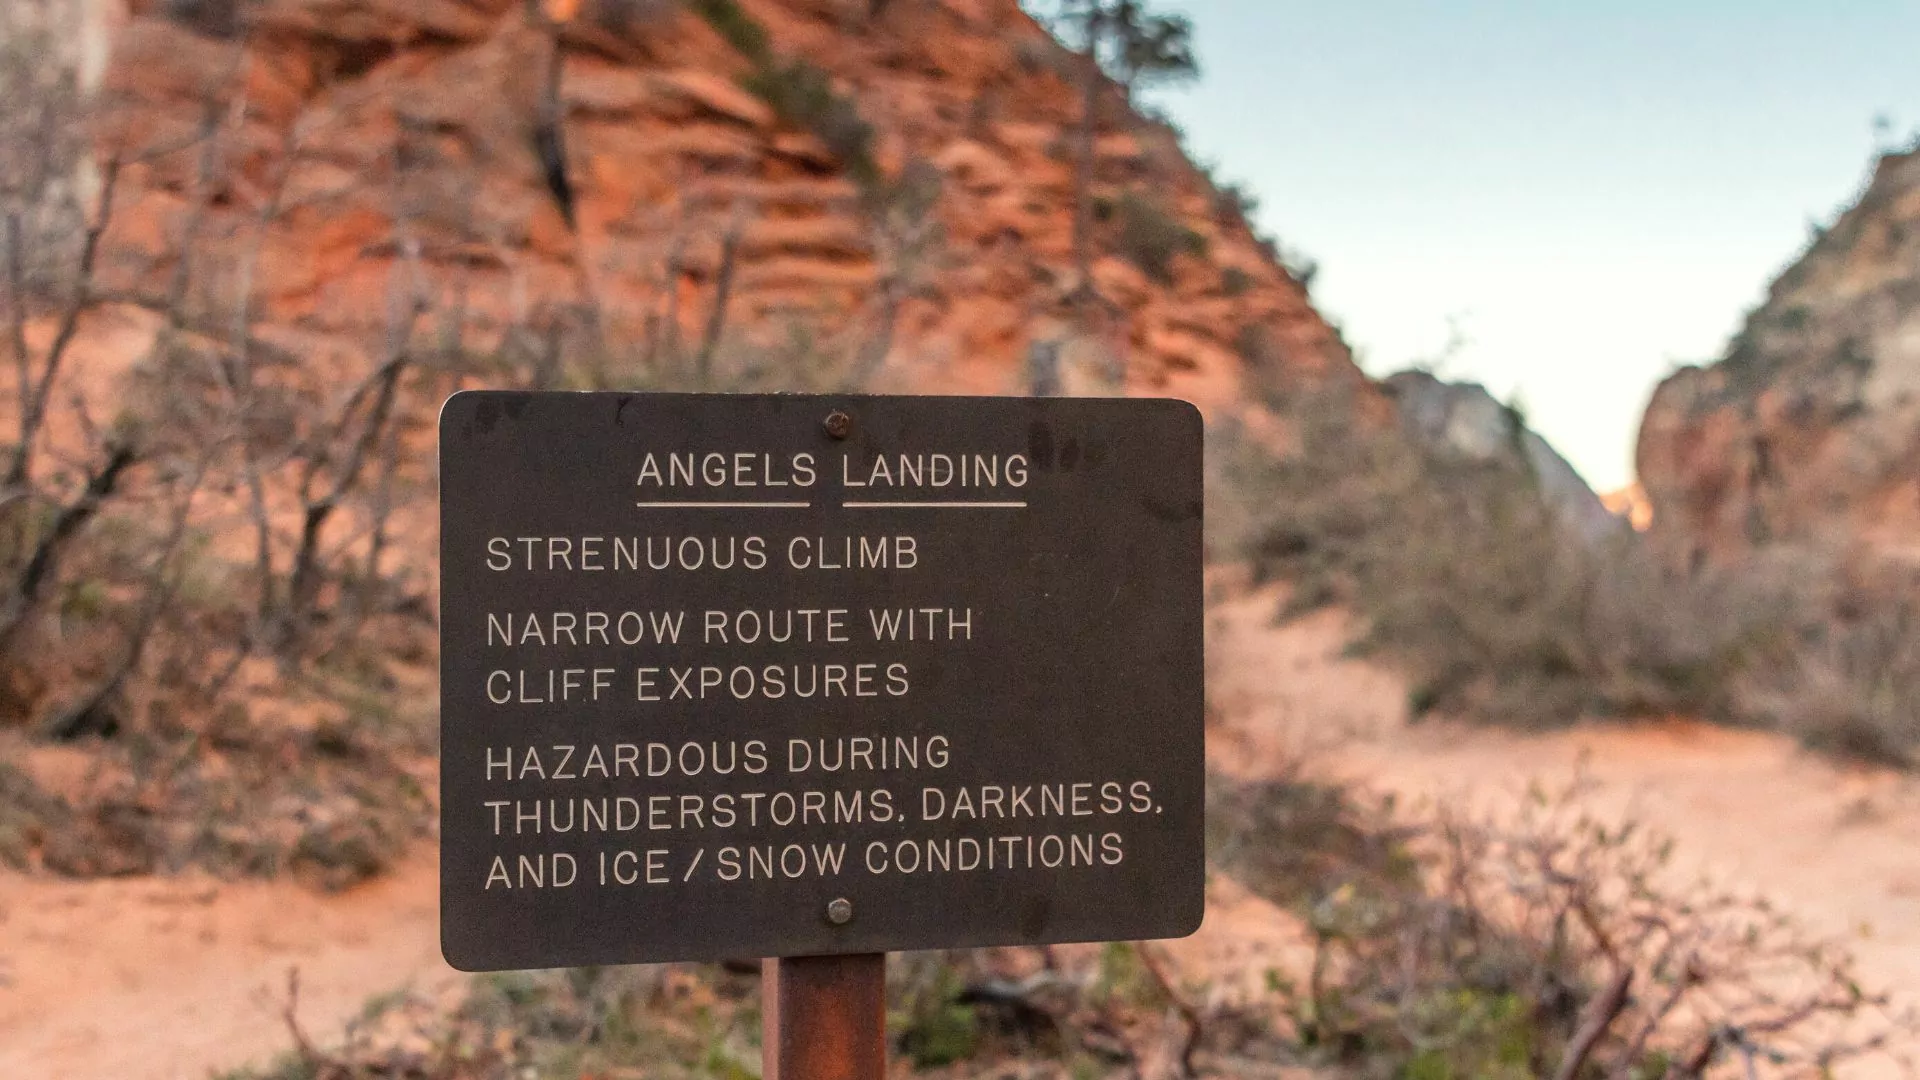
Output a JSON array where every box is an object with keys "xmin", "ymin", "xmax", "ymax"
[{"xmin": 763, "ymin": 954, "xmax": 886, "ymax": 1080}]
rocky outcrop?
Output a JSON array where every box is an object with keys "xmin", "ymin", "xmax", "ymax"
[
  {"xmin": 86, "ymin": 0, "xmax": 1358, "ymax": 407},
  {"xmin": 1383, "ymin": 370, "xmax": 1621, "ymax": 545},
  {"xmin": 1637, "ymin": 149, "xmax": 1920, "ymax": 567}
]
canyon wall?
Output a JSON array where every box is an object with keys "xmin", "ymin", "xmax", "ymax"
[
  {"xmin": 81, "ymin": 0, "xmax": 1361, "ymax": 407},
  {"xmin": 1639, "ymin": 149, "xmax": 1920, "ymax": 567}
]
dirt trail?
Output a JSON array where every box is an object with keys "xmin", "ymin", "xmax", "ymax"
[
  {"xmin": 0, "ymin": 853, "xmax": 453, "ymax": 1079},
  {"xmin": 1207, "ymin": 583, "xmax": 1920, "ymax": 997},
  {"xmin": 6, "ymin": 582, "xmax": 1920, "ymax": 1078}
]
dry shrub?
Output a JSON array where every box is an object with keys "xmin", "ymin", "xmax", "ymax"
[
  {"xmin": 0, "ymin": 756, "xmax": 68, "ymax": 868},
  {"xmin": 218, "ymin": 966, "xmax": 712, "ymax": 1080},
  {"xmin": 236, "ymin": 946, "xmax": 1203, "ymax": 1080},
  {"xmin": 1209, "ymin": 387, "xmax": 1792, "ymax": 729},
  {"xmin": 0, "ymin": 0, "xmax": 908, "ymax": 891},
  {"xmin": 217, "ymin": 744, "xmax": 1920, "ymax": 1077},
  {"xmin": 1206, "ymin": 763, "xmax": 1416, "ymax": 901},
  {"xmin": 234, "ymin": 770, "xmax": 1918, "ymax": 1080},
  {"xmin": 1726, "ymin": 560, "xmax": 1920, "ymax": 766},
  {"xmin": 1211, "ymin": 773, "xmax": 1917, "ymax": 1080},
  {"xmin": 0, "ymin": 18, "xmax": 447, "ymax": 735},
  {"xmin": 14, "ymin": 656, "xmax": 434, "ymax": 888},
  {"xmin": 557, "ymin": 314, "xmax": 881, "ymax": 396},
  {"xmin": 1213, "ymin": 378, "xmax": 1920, "ymax": 761}
]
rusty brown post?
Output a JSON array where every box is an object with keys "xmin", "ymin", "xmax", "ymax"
[{"xmin": 762, "ymin": 954, "xmax": 886, "ymax": 1080}]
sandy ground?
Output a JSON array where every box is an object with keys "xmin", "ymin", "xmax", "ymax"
[
  {"xmin": 5, "ymin": 580, "xmax": 1920, "ymax": 1078},
  {"xmin": 0, "ymin": 854, "xmax": 457, "ymax": 1079},
  {"xmin": 1207, "ymin": 584, "xmax": 1920, "ymax": 997}
]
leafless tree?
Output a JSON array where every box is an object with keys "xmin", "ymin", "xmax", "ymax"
[{"xmin": 853, "ymin": 160, "xmax": 944, "ymax": 386}]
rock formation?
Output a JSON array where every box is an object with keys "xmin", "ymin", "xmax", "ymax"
[
  {"xmin": 1384, "ymin": 370, "xmax": 1621, "ymax": 545},
  {"xmin": 84, "ymin": 0, "xmax": 1359, "ymax": 407},
  {"xmin": 0, "ymin": 0, "xmax": 1389, "ymax": 745},
  {"xmin": 1638, "ymin": 149, "xmax": 1920, "ymax": 568}
]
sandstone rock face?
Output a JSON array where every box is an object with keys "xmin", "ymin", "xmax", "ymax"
[
  {"xmin": 1637, "ymin": 150, "xmax": 1920, "ymax": 567},
  {"xmin": 89, "ymin": 0, "xmax": 1358, "ymax": 408}
]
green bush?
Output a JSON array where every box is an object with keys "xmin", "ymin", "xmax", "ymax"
[
  {"xmin": 1212, "ymin": 180, "xmax": 1260, "ymax": 225},
  {"xmin": 688, "ymin": 0, "xmax": 881, "ymax": 193},
  {"xmin": 892, "ymin": 962, "xmax": 982, "ymax": 1067},
  {"xmin": 1112, "ymin": 190, "xmax": 1206, "ymax": 285},
  {"xmin": 1090, "ymin": 941, "xmax": 1161, "ymax": 1010},
  {"xmin": 740, "ymin": 60, "xmax": 878, "ymax": 189},
  {"xmin": 688, "ymin": 0, "xmax": 770, "ymax": 63},
  {"xmin": 1397, "ymin": 990, "xmax": 1536, "ymax": 1080}
]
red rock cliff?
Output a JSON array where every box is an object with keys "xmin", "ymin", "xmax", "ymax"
[{"xmin": 93, "ymin": 0, "xmax": 1360, "ymax": 405}]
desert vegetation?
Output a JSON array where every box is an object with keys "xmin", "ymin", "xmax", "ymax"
[
  {"xmin": 4, "ymin": 3, "xmax": 1919, "ymax": 1080},
  {"xmin": 0, "ymin": 0, "xmax": 947, "ymax": 883},
  {"xmin": 219, "ymin": 764, "xmax": 1915, "ymax": 1080},
  {"xmin": 1025, "ymin": 0, "xmax": 1197, "ymax": 307},
  {"xmin": 1217, "ymin": 773, "xmax": 1914, "ymax": 1080},
  {"xmin": 0, "ymin": 0, "xmax": 455, "ymax": 881},
  {"xmin": 0, "ymin": 0, "xmax": 1294, "ymax": 894},
  {"xmin": 1209, "ymin": 368, "xmax": 1920, "ymax": 765}
]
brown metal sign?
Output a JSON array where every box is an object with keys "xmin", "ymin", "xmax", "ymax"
[{"xmin": 438, "ymin": 392, "xmax": 1204, "ymax": 970}]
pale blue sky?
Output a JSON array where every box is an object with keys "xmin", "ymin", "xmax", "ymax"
[{"xmin": 1144, "ymin": 1, "xmax": 1920, "ymax": 490}]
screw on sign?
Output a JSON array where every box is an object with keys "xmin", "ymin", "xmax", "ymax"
[{"xmin": 438, "ymin": 393, "xmax": 1204, "ymax": 1080}]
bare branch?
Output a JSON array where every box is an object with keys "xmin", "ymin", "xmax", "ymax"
[
  {"xmin": 44, "ymin": 455, "xmax": 205, "ymax": 740},
  {"xmin": 1553, "ymin": 966, "xmax": 1634, "ymax": 1080},
  {"xmin": 0, "ymin": 438, "xmax": 138, "ymax": 656},
  {"xmin": 695, "ymin": 210, "xmax": 745, "ymax": 386}
]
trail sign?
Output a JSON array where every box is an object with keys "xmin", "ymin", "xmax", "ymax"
[{"xmin": 438, "ymin": 392, "xmax": 1204, "ymax": 971}]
